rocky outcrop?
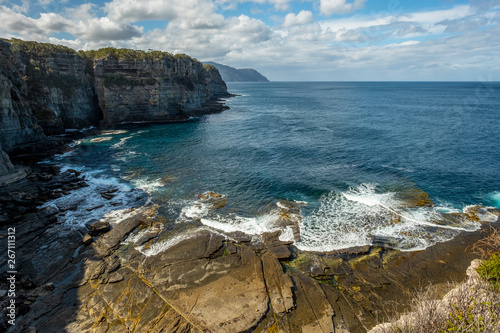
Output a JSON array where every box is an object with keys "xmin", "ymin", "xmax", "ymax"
[
  {"xmin": 0, "ymin": 40, "xmax": 45, "ymax": 151},
  {"xmin": 0, "ymin": 39, "xmax": 230, "ymax": 155},
  {"xmin": 0, "ymin": 143, "xmax": 13, "ymax": 176},
  {"xmin": 94, "ymin": 55, "xmax": 211, "ymax": 124},
  {"xmin": 14, "ymin": 45, "xmax": 101, "ymax": 135},
  {"xmin": 203, "ymin": 64, "xmax": 232, "ymax": 97},
  {"xmin": 1, "ymin": 170, "xmax": 499, "ymax": 333}
]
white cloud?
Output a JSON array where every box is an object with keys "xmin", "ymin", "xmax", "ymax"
[
  {"xmin": 0, "ymin": 1, "xmax": 498, "ymax": 81},
  {"xmin": 319, "ymin": 0, "xmax": 367, "ymax": 16},
  {"xmin": 73, "ymin": 17, "xmax": 143, "ymax": 41},
  {"xmin": 215, "ymin": 0, "xmax": 294, "ymax": 11},
  {"xmin": 105, "ymin": 0, "xmax": 224, "ymax": 29},
  {"xmin": 283, "ymin": 10, "xmax": 313, "ymax": 27},
  {"xmin": 0, "ymin": 5, "xmax": 71, "ymax": 37}
]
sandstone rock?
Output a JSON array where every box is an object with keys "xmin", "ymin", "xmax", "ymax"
[
  {"xmin": 83, "ymin": 234, "xmax": 93, "ymax": 245},
  {"xmin": 261, "ymin": 253, "xmax": 295, "ymax": 314},
  {"xmin": 289, "ymin": 273, "xmax": 335, "ymax": 332},
  {"xmin": 154, "ymin": 245, "xmax": 269, "ymax": 332},
  {"xmin": 197, "ymin": 191, "xmax": 227, "ymax": 209},
  {"xmin": 265, "ymin": 245, "xmax": 292, "ymax": 260},
  {"xmin": 88, "ymin": 221, "xmax": 111, "ymax": 236},
  {"xmin": 93, "ymin": 213, "xmax": 143, "ymax": 256}
]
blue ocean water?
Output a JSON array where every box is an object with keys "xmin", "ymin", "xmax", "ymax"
[{"xmin": 51, "ymin": 82, "xmax": 500, "ymax": 251}]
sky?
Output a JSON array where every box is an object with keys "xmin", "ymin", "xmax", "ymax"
[{"xmin": 0, "ymin": 0, "xmax": 499, "ymax": 81}]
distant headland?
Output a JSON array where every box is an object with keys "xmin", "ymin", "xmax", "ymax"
[{"xmin": 204, "ymin": 62, "xmax": 269, "ymax": 82}]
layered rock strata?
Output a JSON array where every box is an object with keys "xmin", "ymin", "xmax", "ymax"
[
  {"xmin": 1, "ymin": 173, "xmax": 498, "ymax": 332},
  {"xmin": 0, "ymin": 39, "xmax": 230, "ymax": 156}
]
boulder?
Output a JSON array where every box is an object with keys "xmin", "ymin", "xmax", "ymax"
[{"xmin": 88, "ymin": 221, "xmax": 111, "ymax": 236}]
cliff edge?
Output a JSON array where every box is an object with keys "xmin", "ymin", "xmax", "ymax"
[{"xmin": 0, "ymin": 39, "xmax": 231, "ymax": 174}]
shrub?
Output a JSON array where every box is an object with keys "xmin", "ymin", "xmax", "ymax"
[{"xmin": 476, "ymin": 253, "xmax": 500, "ymax": 292}]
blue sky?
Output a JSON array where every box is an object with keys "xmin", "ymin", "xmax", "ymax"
[{"xmin": 1, "ymin": 0, "xmax": 499, "ymax": 81}]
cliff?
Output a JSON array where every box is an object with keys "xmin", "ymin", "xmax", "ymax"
[
  {"xmin": 203, "ymin": 64, "xmax": 231, "ymax": 96},
  {"xmin": 7, "ymin": 40, "xmax": 101, "ymax": 135},
  {"xmin": 0, "ymin": 40, "xmax": 45, "ymax": 151},
  {"xmin": 86, "ymin": 48, "xmax": 231, "ymax": 125},
  {"xmin": 205, "ymin": 62, "xmax": 269, "ymax": 82},
  {"xmin": 0, "ymin": 39, "xmax": 230, "ymax": 173}
]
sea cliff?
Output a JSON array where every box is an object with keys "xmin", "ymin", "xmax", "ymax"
[{"xmin": 0, "ymin": 39, "xmax": 230, "ymax": 178}]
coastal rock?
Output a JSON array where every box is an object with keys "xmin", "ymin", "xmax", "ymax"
[
  {"xmin": 0, "ymin": 40, "xmax": 45, "ymax": 150},
  {"xmin": 197, "ymin": 191, "xmax": 227, "ymax": 209},
  {"xmin": 93, "ymin": 54, "xmax": 228, "ymax": 125},
  {"xmin": 203, "ymin": 64, "xmax": 232, "ymax": 97},
  {"xmin": 88, "ymin": 221, "xmax": 111, "ymax": 236},
  {"xmin": 0, "ymin": 143, "xmax": 14, "ymax": 177},
  {"xmin": 82, "ymin": 234, "xmax": 93, "ymax": 245},
  {"xmin": 0, "ymin": 39, "xmax": 231, "ymax": 162},
  {"xmin": 261, "ymin": 253, "xmax": 295, "ymax": 314}
]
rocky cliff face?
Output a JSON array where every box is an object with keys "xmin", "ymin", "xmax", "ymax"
[
  {"xmin": 94, "ymin": 55, "xmax": 212, "ymax": 124},
  {"xmin": 0, "ymin": 143, "xmax": 13, "ymax": 176},
  {"xmin": 17, "ymin": 47, "xmax": 101, "ymax": 135},
  {"xmin": 0, "ymin": 39, "xmax": 230, "ymax": 163},
  {"xmin": 0, "ymin": 40, "xmax": 45, "ymax": 151},
  {"xmin": 203, "ymin": 64, "xmax": 231, "ymax": 97}
]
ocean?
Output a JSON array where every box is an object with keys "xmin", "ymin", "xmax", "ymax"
[{"xmin": 45, "ymin": 81, "xmax": 500, "ymax": 252}]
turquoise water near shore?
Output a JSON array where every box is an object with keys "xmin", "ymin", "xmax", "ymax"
[{"xmin": 49, "ymin": 82, "xmax": 500, "ymax": 251}]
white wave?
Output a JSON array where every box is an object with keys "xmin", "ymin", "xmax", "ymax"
[
  {"xmin": 295, "ymin": 184, "xmax": 481, "ymax": 252},
  {"xmin": 111, "ymin": 136, "xmax": 133, "ymax": 148},
  {"xmin": 490, "ymin": 192, "xmax": 500, "ymax": 208},
  {"xmin": 38, "ymin": 169, "xmax": 145, "ymax": 228},
  {"xmin": 200, "ymin": 214, "xmax": 279, "ymax": 235},
  {"xmin": 279, "ymin": 226, "xmax": 295, "ymax": 242},
  {"xmin": 138, "ymin": 232, "xmax": 196, "ymax": 257},
  {"xmin": 101, "ymin": 130, "xmax": 129, "ymax": 135},
  {"xmin": 180, "ymin": 202, "xmax": 209, "ymax": 220},
  {"xmin": 177, "ymin": 200, "xmax": 284, "ymax": 236},
  {"xmin": 131, "ymin": 178, "xmax": 163, "ymax": 194},
  {"xmin": 464, "ymin": 205, "xmax": 499, "ymax": 223}
]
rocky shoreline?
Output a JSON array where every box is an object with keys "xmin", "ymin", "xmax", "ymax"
[{"xmin": 1, "ymin": 136, "xmax": 499, "ymax": 332}]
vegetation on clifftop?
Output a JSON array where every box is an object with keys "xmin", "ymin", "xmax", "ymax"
[
  {"xmin": 1, "ymin": 39, "xmax": 199, "ymax": 63},
  {"xmin": 2, "ymin": 38, "xmax": 77, "ymax": 57},
  {"xmin": 81, "ymin": 47, "xmax": 198, "ymax": 63},
  {"xmin": 203, "ymin": 64, "xmax": 217, "ymax": 71}
]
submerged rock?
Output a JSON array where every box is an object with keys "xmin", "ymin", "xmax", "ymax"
[{"xmin": 197, "ymin": 191, "xmax": 227, "ymax": 209}]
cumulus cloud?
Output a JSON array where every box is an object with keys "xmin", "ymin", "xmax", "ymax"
[
  {"xmin": 283, "ymin": 10, "xmax": 313, "ymax": 27},
  {"xmin": 105, "ymin": 0, "xmax": 224, "ymax": 29},
  {"xmin": 0, "ymin": 5, "xmax": 71, "ymax": 37},
  {"xmin": 319, "ymin": 0, "xmax": 367, "ymax": 16},
  {"xmin": 73, "ymin": 17, "xmax": 142, "ymax": 41},
  {"xmin": 215, "ymin": 0, "xmax": 294, "ymax": 11},
  {"xmin": 0, "ymin": 0, "xmax": 498, "ymax": 81}
]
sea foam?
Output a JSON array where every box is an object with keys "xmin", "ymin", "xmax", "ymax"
[
  {"xmin": 295, "ymin": 183, "xmax": 481, "ymax": 252},
  {"xmin": 39, "ymin": 166, "xmax": 146, "ymax": 228}
]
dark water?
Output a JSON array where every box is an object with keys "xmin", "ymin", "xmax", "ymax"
[{"xmin": 52, "ymin": 82, "xmax": 500, "ymax": 251}]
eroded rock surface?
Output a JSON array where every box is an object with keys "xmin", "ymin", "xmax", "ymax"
[{"xmin": 1, "ymin": 178, "xmax": 499, "ymax": 333}]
